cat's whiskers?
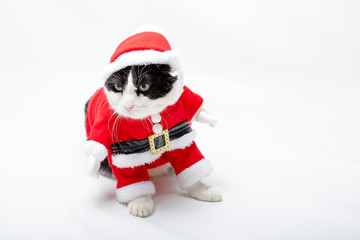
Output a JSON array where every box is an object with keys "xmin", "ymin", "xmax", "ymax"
[
  {"xmin": 109, "ymin": 112, "xmax": 118, "ymax": 140},
  {"xmin": 162, "ymin": 108, "xmax": 175, "ymax": 121},
  {"xmin": 161, "ymin": 112, "xmax": 170, "ymax": 130},
  {"xmin": 112, "ymin": 114, "xmax": 123, "ymax": 145},
  {"xmin": 140, "ymin": 117, "xmax": 151, "ymax": 136},
  {"xmin": 99, "ymin": 107, "xmax": 111, "ymax": 119},
  {"xmin": 115, "ymin": 117, "xmax": 123, "ymax": 145}
]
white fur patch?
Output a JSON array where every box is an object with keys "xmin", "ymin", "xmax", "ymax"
[
  {"xmin": 116, "ymin": 181, "xmax": 155, "ymax": 203},
  {"xmin": 187, "ymin": 182, "xmax": 222, "ymax": 202},
  {"xmin": 112, "ymin": 130, "xmax": 197, "ymax": 168},
  {"xmin": 176, "ymin": 158, "xmax": 214, "ymax": 190},
  {"xmin": 128, "ymin": 195, "xmax": 154, "ymax": 217}
]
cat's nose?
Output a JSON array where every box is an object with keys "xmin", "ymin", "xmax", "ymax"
[{"xmin": 124, "ymin": 105, "xmax": 134, "ymax": 111}]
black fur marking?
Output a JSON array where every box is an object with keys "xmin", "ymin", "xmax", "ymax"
[
  {"xmin": 105, "ymin": 66, "xmax": 131, "ymax": 93},
  {"xmin": 131, "ymin": 64, "xmax": 177, "ymax": 99},
  {"xmin": 105, "ymin": 64, "xmax": 177, "ymax": 99}
]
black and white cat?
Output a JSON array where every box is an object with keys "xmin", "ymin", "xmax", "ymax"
[
  {"xmin": 85, "ymin": 24, "xmax": 221, "ymax": 217},
  {"xmin": 86, "ymin": 64, "xmax": 221, "ymax": 217}
]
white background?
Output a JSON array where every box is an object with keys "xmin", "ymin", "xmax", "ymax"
[{"xmin": 1, "ymin": 0, "xmax": 359, "ymax": 239}]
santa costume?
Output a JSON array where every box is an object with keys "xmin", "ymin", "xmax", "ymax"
[{"xmin": 85, "ymin": 26, "xmax": 214, "ymax": 203}]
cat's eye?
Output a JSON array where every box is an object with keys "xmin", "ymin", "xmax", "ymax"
[
  {"xmin": 114, "ymin": 84, "xmax": 123, "ymax": 92},
  {"xmin": 138, "ymin": 84, "xmax": 150, "ymax": 92}
]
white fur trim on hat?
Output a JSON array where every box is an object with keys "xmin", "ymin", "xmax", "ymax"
[
  {"xmin": 176, "ymin": 158, "xmax": 214, "ymax": 190},
  {"xmin": 111, "ymin": 130, "xmax": 197, "ymax": 169},
  {"xmin": 116, "ymin": 181, "xmax": 155, "ymax": 203},
  {"xmin": 101, "ymin": 49, "xmax": 182, "ymax": 82}
]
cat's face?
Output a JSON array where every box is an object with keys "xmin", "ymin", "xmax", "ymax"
[{"xmin": 104, "ymin": 64, "xmax": 181, "ymax": 119}]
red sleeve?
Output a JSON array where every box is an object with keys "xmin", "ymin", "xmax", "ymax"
[
  {"xmin": 181, "ymin": 86, "xmax": 204, "ymax": 122},
  {"xmin": 86, "ymin": 88, "xmax": 112, "ymax": 149},
  {"xmin": 87, "ymin": 116, "xmax": 111, "ymax": 148}
]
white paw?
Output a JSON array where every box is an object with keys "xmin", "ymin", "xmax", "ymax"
[
  {"xmin": 128, "ymin": 195, "xmax": 154, "ymax": 217},
  {"xmin": 194, "ymin": 107, "xmax": 217, "ymax": 128},
  {"xmin": 88, "ymin": 155, "xmax": 101, "ymax": 178},
  {"xmin": 188, "ymin": 182, "xmax": 222, "ymax": 202}
]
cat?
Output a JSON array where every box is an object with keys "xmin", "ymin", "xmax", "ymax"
[
  {"xmin": 85, "ymin": 64, "xmax": 221, "ymax": 217},
  {"xmin": 85, "ymin": 24, "xmax": 221, "ymax": 217}
]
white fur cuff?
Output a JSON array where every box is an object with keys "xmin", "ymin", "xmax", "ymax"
[
  {"xmin": 176, "ymin": 158, "xmax": 214, "ymax": 190},
  {"xmin": 84, "ymin": 140, "xmax": 108, "ymax": 161},
  {"xmin": 116, "ymin": 181, "xmax": 155, "ymax": 203}
]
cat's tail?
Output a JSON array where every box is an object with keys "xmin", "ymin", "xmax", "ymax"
[
  {"xmin": 84, "ymin": 98, "xmax": 90, "ymax": 116},
  {"xmin": 84, "ymin": 97, "xmax": 114, "ymax": 179}
]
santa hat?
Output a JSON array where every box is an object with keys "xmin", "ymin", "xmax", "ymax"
[{"xmin": 101, "ymin": 24, "xmax": 182, "ymax": 83}]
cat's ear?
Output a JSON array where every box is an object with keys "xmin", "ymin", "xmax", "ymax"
[
  {"xmin": 169, "ymin": 67, "xmax": 178, "ymax": 77},
  {"xmin": 154, "ymin": 64, "xmax": 172, "ymax": 73},
  {"xmin": 159, "ymin": 64, "xmax": 178, "ymax": 79},
  {"xmin": 166, "ymin": 65, "xmax": 178, "ymax": 77}
]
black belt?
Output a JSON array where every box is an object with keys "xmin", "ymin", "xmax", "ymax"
[{"xmin": 110, "ymin": 120, "xmax": 192, "ymax": 155}]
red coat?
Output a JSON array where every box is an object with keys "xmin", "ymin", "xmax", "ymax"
[{"xmin": 85, "ymin": 86, "xmax": 203, "ymax": 168}]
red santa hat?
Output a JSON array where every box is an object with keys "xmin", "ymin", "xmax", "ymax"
[{"xmin": 101, "ymin": 24, "xmax": 182, "ymax": 83}]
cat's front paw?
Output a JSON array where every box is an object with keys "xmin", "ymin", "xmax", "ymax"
[
  {"xmin": 128, "ymin": 195, "xmax": 154, "ymax": 217},
  {"xmin": 188, "ymin": 181, "xmax": 222, "ymax": 202},
  {"xmin": 194, "ymin": 107, "xmax": 217, "ymax": 128}
]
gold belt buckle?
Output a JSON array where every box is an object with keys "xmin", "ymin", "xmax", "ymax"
[{"xmin": 148, "ymin": 129, "xmax": 170, "ymax": 154}]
